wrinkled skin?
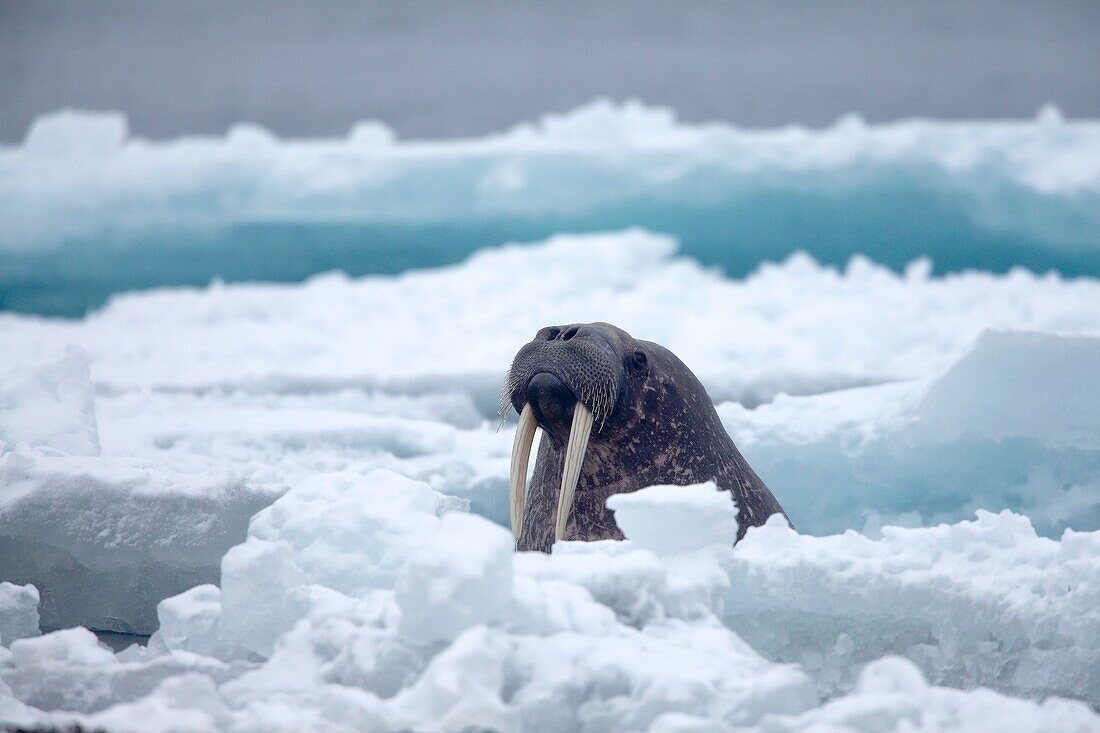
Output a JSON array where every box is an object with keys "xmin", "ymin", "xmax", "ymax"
[{"xmin": 505, "ymin": 322, "xmax": 788, "ymax": 552}]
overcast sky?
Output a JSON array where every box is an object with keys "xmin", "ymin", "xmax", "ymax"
[{"xmin": 2, "ymin": 0, "xmax": 1099, "ymax": 142}]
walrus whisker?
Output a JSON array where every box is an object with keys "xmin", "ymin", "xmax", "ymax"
[
  {"xmin": 508, "ymin": 403, "xmax": 538, "ymax": 539},
  {"xmin": 497, "ymin": 365, "xmax": 521, "ymax": 431},
  {"xmin": 555, "ymin": 402, "xmax": 594, "ymax": 541}
]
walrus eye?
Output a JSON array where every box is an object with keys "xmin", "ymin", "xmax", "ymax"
[{"xmin": 632, "ymin": 350, "xmax": 648, "ymax": 372}]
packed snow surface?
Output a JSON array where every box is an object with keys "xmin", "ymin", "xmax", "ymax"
[
  {"xmin": 1, "ymin": 477, "xmax": 1097, "ymax": 732},
  {"xmin": 2, "ymin": 230, "xmax": 1099, "ymax": 730}
]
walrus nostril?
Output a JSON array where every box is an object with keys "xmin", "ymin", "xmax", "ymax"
[
  {"xmin": 545, "ymin": 327, "xmax": 560, "ymax": 341},
  {"xmin": 561, "ymin": 325, "xmax": 580, "ymax": 341},
  {"xmin": 526, "ymin": 372, "xmax": 577, "ymax": 430}
]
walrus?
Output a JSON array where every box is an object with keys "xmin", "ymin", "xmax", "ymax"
[{"xmin": 501, "ymin": 322, "xmax": 789, "ymax": 552}]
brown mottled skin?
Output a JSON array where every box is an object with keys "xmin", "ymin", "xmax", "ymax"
[{"xmin": 507, "ymin": 322, "xmax": 788, "ymax": 553}]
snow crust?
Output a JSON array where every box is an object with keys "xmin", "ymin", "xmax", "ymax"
[{"xmin": 1, "ymin": 229, "xmax": 1099, "ymax": 730}]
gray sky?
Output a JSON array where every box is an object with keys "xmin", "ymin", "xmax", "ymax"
[{"xmin": 2, "ymin": 0, "xmax": 1099, "ymax": 142}]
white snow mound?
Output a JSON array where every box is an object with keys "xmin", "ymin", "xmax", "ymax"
[
  {"xmin": 3, "ymin": 471, "xmax": 1097, "ymax": 732},
  {"xmin": 0, "ymin": 346, "xmax": 99, "ymax": 456},
  {"xmin": 0, "ymin": 582, "xmax": 39, "ymax": 647}
]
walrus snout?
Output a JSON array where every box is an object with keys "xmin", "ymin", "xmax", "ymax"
[
  {"xmin": 502, "ymin": 326, "xmax": 623, "ymax": 429},
  {"xmin": 526, "ymin": 372, "xmax": 578, "ymax": 434}
]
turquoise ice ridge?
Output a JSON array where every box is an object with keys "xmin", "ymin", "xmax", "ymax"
[{"xmin": 3, "ymin": 101, "xmax": 1100, "ymax": 315}]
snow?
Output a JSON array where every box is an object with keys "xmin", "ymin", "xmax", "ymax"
[
  {"xmin": 607, "ymin": 482, "xmax": 740, "ymax": 555},
  {"xmin": 725, "ymin": 512, "xmax": 1100, "ymax": 704},
  {"xmin": 720, "ymin": 330, "xmax": 1100, "ymax": 536},
  {"xmin": 10, "ymin": 627, "xmax": 116, "ymax": 668},
  {"xmin": 1, "ymin": 473, "xmax": 1097, "ymax": 732},
  {"xmin": 1, "ymin": 229, "xmax": 1099, "ymax": 730},
  {"xmin": 0, "ymin": 345, "xmax": 100, "ymax": 456},
  {"xmin": 396, "ymin": 512, "xmax": 514, "ymax": 644},
  {"xmin": 742, "ymin": 655, "xmax": 1099, "ymax": 733},
  {"xmin": 0, "ymin": 582, "xmax": 39, "ymax": 646}
]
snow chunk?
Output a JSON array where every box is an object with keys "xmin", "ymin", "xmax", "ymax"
[
  {"xmin": 607, "ymin": 482, "xmax": 739, "ymax": 555},
  {"xmin": 178, "ymin": 470, "xmax": 465, "ymax": 657},
  {"xmin": 219, "ymin": 540, "xmax": 308, "ymax": 658},
  {"xmin": 0, "ymin": 582, "xmax": 39, "ymax": 646},
  {"xmin": 397, "ymin": 512, "xmax": 514, "ymax": 643},
  {"xmin": 0, "ymin": 346, "xmax": 100, "ymax": 456},
  {"xmin": 21, "ymin": 109, "xmax": 128, "ymax": 156},
  {"xmin": 383, "ymin": 620, "xmax": 816, "ymax": 733},
  {"xmin": 917, "ymin": 330, "xmax": 1100, "ymax": 448},
  {"xmin": 147, "ymin": 585, "xmax": 222, "ymax": 658},
  {"xmin": 0, "ymin": 445, "xmax": 279, "ymax": 633},
  {"xmin": 10, "ymin": 627, "xmax": 115, "ymax": 668},
  {"xmin": 504, "ymin": 622, "xmax": 815, "ymax": 731},
  {"xmin": 86, "ymin": 673, "xmax": 234, "ymax": 733},
  {"xmin": 390, "ymin": 626, "xmax": 513, "ymax": 731},
  {"xmin": 245, "ymin": 470, "xmax": 464, "ymax": 594}
]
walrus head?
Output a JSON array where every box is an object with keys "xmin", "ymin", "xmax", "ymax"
[{"xmin": 502, "ymin": 322, "xmax": 788, "ymax": 552}]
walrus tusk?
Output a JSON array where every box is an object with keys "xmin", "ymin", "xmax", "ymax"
[
  {"xmin": 555, "ymin": 403, "xmax": 594, "ymax": 542},
  {"xmin": 509, "ymin": 403, "xmax": 537, "ymax": 540}
]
